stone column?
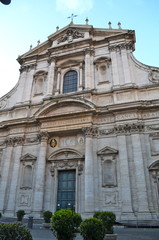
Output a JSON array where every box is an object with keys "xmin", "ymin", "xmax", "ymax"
[
  {"xmin": 33, "ymin": 132, "xmax": 49, "ymax": 216},
  {"xmin": 0, "ymin": 138, "xmax": 14, "ymax": 213},
  {"xmin": 121, "ymin": 47, "xmax": 132, "ymax": 85},
  {"xmin": 109, "ymin": 46, "xmax": 120, "ymax": 87},
  {"xmin": 5, "ymin": 137, "xmax": 24, "ymax": 215},
  {"xmin": 85, "ymin": 49, "xmax": 92, "ymax": 90},
  {"xmin": 117, "ymin": 134, "xmax": 133, "ymax": 215},
  {"xmin": 83, "ymin": 127, "xmax": 98, "ymax": 212},
  {"xmin": 47, "ymin": 58, "xmax": 56, "ymax": 96},
  {"xmin": 131, "ymin": 133, "xmax": 149, "ymax": 214}
]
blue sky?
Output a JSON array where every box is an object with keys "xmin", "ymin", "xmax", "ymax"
[{"xmin": 0, "ymin": 0, "xmax": 159, "ymax": 97}]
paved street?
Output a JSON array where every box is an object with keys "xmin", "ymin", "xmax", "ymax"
[{"xmin": 30, "ymin": 225, "xmax": 159, "ymax": 240}]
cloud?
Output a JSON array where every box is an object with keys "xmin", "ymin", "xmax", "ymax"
[{"xmin": 56, "ymin": 0, "xmax": 94, "ymax": 14}]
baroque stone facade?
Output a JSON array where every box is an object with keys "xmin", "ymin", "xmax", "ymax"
[{"xmin": 0, "ymin": 22, "xmax": 159, "ymax": 224}]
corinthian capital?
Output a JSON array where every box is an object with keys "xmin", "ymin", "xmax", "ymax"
[
  {"xmin": 82, "ymin": 127, "xmax": 98, "ymax": 137},
  {"xmin": 38, "ymin": 132, "xmax": 49, "ymax": 142}
]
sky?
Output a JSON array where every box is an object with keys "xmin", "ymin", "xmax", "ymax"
[{"xmin": 0, "ymin": 0, "xmax": 159, "ymax": 98}]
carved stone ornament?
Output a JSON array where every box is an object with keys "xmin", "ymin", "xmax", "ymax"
[
  {"xmin": 109, "ymin": 42, "xmax": 134, "ymax": 52},
  {"xmin": 100, "ymin": 123, "xmax": 144, "ymax": 135},
  {"xmin": 38, "ymin": 132, "xmax": 49, "ymax": 142},
  {"xmin": 5, "ymin": 136, "xmax": 25, "ymax": 147},
  {"xmin": 0, "ymin": 99, "xmax": 7, "ymax": 110},
  {"xmin": 57, "ymin": 29, "xmax": 84, "ymax": 44},
  {"xmin": 50, "ymin": 160, "xmax": 84, "ymax": 177},
  {"xmin": 82, "ymin": 127, "xmax": 99, "ymax": 137},
  {"xmin": 148, "ymin": 70, "xmax": 159, "ymax": 84}
]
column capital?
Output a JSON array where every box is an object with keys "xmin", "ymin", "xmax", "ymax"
[
  {"xmin": 5, "ymin": 136, "xmax": 25, "ymax": 147},
  {"xmin": 84, "ymin": 48, "xmax": 94, "ymax": 56},
  {"xmin": 38, "ymin": 132, "xmax": 49, "ymax": 142},
  {"xmin": 47, "ymin": 56, "xmax": 56, "ymax": 64},
  {"xmin": 82, "ymin": 126, "xmax": 98, "ymax": 137}
]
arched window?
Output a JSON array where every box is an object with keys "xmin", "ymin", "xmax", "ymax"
[{"xmin": 63, "ymin": 70, "xmax": 78, "ymax": 93}]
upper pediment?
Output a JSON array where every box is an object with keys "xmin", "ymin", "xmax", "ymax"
[{"xmin": 18, "ymin": 23, "xmax": 134, "ymax": 63}]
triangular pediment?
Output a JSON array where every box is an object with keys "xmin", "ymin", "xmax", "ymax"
[
  {"xmin": 20, "ymin": 153, "xmax": 37, "ymax": 161},
  {"xmin": 18, "ymin": 23, "xmax": 133, "ymax": 63},
  {"xmin": 97, "ymin": 146, "xmax": 118, "ymax": 155}
]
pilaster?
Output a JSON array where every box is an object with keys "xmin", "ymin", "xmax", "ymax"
[
  {"xmin": 117, "ymin": 135, "xmax": 133, "ymax": 216},
  {"xmin": 84, "ymin": 48, "xmax": 94, "ymax": 90},
  {"xmin": 47, "ymin": 57, "xmax": 56, "ymax": 96},
  {"xmin": 33, "ymin": 132, "xmax": 49, "ymax": 217},
  {"xmin": 23, "ymin": 64, "xmax": 36, "ymax": 103},
  {"xmin": 131, "ymin": 133, "xmax": 150, "ymax": 215},
  {"xmin": 109, "ymin": 47, "xmax": 120, "ymax": 86},
  {"xmin": 5, "ymin": 137, "xmax": 24, "ymax": 216},
  {"xmin": 0, "ymin": 138, "xmax": 14, "ymax": 213},
  {"xmin": 82, "ymin": 127, "xmax": 98, "ymax": 212}
]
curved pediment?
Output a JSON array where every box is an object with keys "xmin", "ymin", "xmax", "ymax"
[
  {"xmin": 35, "ymin": 98, "xmax": 96, "ymax": 118},
  {"xmin": 48, "ymin": 148, "xmax": 84, "ymax": 161}
]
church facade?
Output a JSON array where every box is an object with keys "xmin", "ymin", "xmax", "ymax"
[{"xmin": 0, "ymin": 22, "xmax": 159, "ymax": 224}]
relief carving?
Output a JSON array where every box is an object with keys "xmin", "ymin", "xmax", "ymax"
[
  {"xmin": 103, "ymin": 191, "xmax": 118, "ymax": 205},
  {"xmin": 149, "ymin": 70, "xmax": 159, "ymax": 84},
  {"xmin": 50, "ymin": 160, "xmax": 84, "ymax": 176},
  {"xmin": 5, "ymin": 136, "xmax": 25, "ymax": 147},
  {"xmin": 38, "ymin": 132, "xmax": 49, "ymax": 142},
  {"xmin": 18, "ymin": 193, "xmax": 32, "ymax": 207},
  {"xmin": 109, "ymin": 42, "xmax": 134, "ymax": 52},
  {"xmin": 58, "ymin": 29, "xmax": 84, "ymax": 44},
  {"xmin": 100, "ymin": 123, "xmax": 144, "ymax": 135},
  {"xmin": 82, "ymin": 127, "xmax": 99, "ymax": 137}
]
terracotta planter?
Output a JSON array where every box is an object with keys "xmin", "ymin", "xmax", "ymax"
[{"xmin": 104, "ymin": 233, "xmax": 117, "ymax": 240}]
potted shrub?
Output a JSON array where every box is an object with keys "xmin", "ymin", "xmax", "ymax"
[
  {"xmin": 43, "ymin": 210, "xmax": 52, "ymax": 228},
  {"xmin": 80, "ymin": 217, "xmax": 105, "ymax": 240},
  {"xmin": 93, "ymin": 211, "xmax": 117, "ymax": 240},
  {"xmin": 0, "ymin": 223, "xmax": 33, "ymax": 240},
  {"xmin": 51, "ymin": 208, "xmax": 82, "ymax": 240},
  {"xmin": 16, "ymin": 209, "xmax": 25, "ymax": 222}
]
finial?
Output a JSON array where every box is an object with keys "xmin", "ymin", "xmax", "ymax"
[
  {"xmin": 85, "ymin": 17, "xmax": 89, "ymax": 25},
  {"xmin": 37, "ymin": 40, "xmax": 40, "ymax": 45},
  {"xmin": 118, "ymin": 22, "xmax": 122, "ymax": 29},
  {"xmin": 56, "ymin": 26, "xmax": 59, "ymax": 31},
  {"xmin": 68, "ymin": 13, "xmax": 77, "ymax": 24},
  {"xmin": 30, "ymin": 45, "xmax": 32, "ymax": 50},
  {"xmin": 108, "ymin": 21, "xmax": 112, "ymax": 29}
]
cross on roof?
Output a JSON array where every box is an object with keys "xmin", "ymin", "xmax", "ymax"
[{"xmin": 68, "ymin": 13, "xmax": 77, "ymax": 24}]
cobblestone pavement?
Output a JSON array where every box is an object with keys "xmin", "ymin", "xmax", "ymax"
[{"xmin": 30, "ymin": 225, "xmax": 159, "ymax": 240}]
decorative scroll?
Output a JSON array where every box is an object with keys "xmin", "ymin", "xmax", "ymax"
[{"xmin": 149, "ymin": 70, "xmax": 159, "ymax": 84}]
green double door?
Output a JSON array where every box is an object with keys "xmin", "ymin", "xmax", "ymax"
[{"xmin": 57, "ymin": 170, "xmax": 76, "ymax": 211}]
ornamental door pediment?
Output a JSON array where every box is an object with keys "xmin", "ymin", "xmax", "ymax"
[{"xmin": 97, "ymin": 146, "xmax": 118, "ymax": 156}]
